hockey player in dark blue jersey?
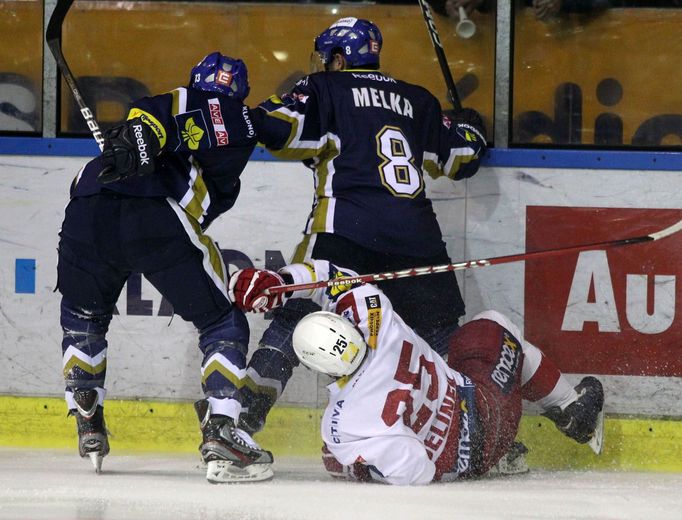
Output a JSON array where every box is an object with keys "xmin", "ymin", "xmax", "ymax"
[
  {"xmin": 237, "ymin": 17, "xmax": 488, "ymax": 436},
  {"xmin": 57, "ymin": 52, "xmax": 273, "ymax": 483}
]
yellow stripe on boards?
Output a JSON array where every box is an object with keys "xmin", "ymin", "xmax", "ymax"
[
  {"xmin": 0, "ymin": 396, "xmax": 320, "ymax": 456},
  {"xmin": 1, "ymin": 396, "xmax": 680, "ymax": 470},
  {"xmin": 517, "ymin": 415, "xmax": 682, "ymax": 472}
]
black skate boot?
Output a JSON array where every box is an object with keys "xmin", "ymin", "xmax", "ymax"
[
  {"xmin": 488, "ymin": 441, "xmax": 530, "ymax": 476},
  {"xmin": 238, "ymin": 392, "xmax": 274, "ymax": 436},
  {"xmin": 542, "ymin": 376, "xmax": 605, "ymax": 454},
  {"xmin": 194, "ymin": 399, "xmax": 274, "ymax": 484},
  {"xmin": 70, "ymin": 389, "xmax": 109, "ymax": 473}
]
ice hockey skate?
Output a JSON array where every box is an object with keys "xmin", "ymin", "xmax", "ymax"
[
  {"xmin": 238, "ymin": 390, "xmax": 275, "ymax": 436},
  {"xmin": 70, "ymin": 389, "xmax": 109, "ymax": 473},
  {"xmin": 487, "ymin": 441, "xmax": 530, "ymax": 476},
  {"xmin": 195, "ymin": 399, "xmax": 274, "ymax": 484},
  {"xmin": 542, "ymin": 376, "xmax": 605, "ymax": 454}
]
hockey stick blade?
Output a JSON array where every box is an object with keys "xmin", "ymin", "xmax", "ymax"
[
  {"xmin": 264, "ymin": 219, "xmax": 682, "ymax": 295},
  {"xmin": 45, "ymin": 0, "xmax": 74, "ymax": 42},
  {"xmin": 46, "ymin": 0, "xmax": 105, "ymax": 151},
  {"xmin": 648, "ymin": 219, "xmax": 682, "ymax": 241}
]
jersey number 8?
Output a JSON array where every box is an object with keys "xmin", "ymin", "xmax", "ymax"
[{"xmin": 376, "ymin": 126, "xmax": 424, "ymax": 198}]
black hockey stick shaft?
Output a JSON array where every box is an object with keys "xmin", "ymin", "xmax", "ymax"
[
  {"xmin": 264, "ymin": 219, "xmax": 682, "ymax": 295},
  {"xmin": 416, "ymin": 0, "xmax": 462, "ymax": 111},
  {"xmin": 46, "ymin": 0, "xmax": 104, "ymax": 151}
]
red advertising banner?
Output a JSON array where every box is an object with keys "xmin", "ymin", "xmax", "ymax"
[{"xmin": 525, "ymin": 207, "xmax": 682, "ymax": 377}]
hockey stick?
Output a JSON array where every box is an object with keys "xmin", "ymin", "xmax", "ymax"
[
  {"xmin": 416, "ymin": 0, "xmax": 462, "ymax": 111},
  {"xmin": 264, "ymin": 219, "xmax": 682, "ymax": 295},
  {"xmin": 46, "ymin": 0, "xmax": 105, "ymax": 151}
]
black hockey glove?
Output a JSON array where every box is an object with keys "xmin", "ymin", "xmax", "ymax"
[
  {"xmin": 98, "ymin": 117, "xmax": 160, "ymax": 184},
  {"xmin": 452, "ymin": 106, "xmax": 486, "ymax": 135}
]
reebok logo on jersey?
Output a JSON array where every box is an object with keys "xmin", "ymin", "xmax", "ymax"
[
  {"xmin": 351, "ymin": 73, "xmax": 396, "ymax": 84},
  {"xmin": 208, "ymin": 99, "xmax": 229, "ymax": 146},
  {"xmin": 491, "ymin": 332, "xmax": 522, "ymax": 394},
  {"xmin": 132, "ymin": 124, "xmax": 151, "ymax": 165}
]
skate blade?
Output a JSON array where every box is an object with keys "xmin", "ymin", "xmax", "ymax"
[
  {"xmin": 488, "ymin": 455, "xmax": 530, "ymax": 476},
  {"xmin": 587, "ymin": 409, "xmax": 605, "ymax": 455},
  {"xmin": 206, "ymin": 460, "xmax": 274, "ymax": 484},
  {"xmin": 88, "ymin": 452, "xmax": 104, "ymax": 474}
]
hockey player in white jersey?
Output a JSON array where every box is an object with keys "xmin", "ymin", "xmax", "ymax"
[{"xmin": 229, "ymin": 261, "xmax": 605, "ymax": 484}]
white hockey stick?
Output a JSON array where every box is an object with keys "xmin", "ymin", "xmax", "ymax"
[{"xmin": 265, "ymin": 219, "xmax": 682, "ymax": 295}]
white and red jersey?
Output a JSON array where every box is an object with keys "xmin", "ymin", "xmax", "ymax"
[{"xmin": 281, "ymin": 260, "xmax": 475, "ymax": 485}]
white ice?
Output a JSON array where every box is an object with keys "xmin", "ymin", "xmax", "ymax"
[{"xmin": 1, "ymin": 448, "xmax": 681, "ymax": 520}]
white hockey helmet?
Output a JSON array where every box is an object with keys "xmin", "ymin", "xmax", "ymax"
[{"xmin": 293, "ymin": 311, "xmax": 367, "ymax": 377}]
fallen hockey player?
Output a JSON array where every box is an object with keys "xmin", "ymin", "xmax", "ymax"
[{"xmin": 229, "ymin": 260, "xmax": 605, "ymax": 484}]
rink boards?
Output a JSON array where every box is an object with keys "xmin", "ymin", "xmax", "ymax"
[{"xmin": 0, "ymin": 151, "xmax": 680, "ymax": 470}]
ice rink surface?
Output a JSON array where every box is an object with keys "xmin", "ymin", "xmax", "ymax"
[{"xmin": 1, "ymin": 448, "xmax": 681, "ymax": 520}]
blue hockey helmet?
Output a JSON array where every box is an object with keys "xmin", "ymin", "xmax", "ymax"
[
  {"xmin": 313, "ymin": 18, "xmax": 382, "ymax": 69},
  {"xmin": 190, "ymin": 52, "xmax": 250, "ymax": 100}
]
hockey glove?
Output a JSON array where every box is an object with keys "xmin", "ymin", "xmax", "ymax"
[
  {"xmin": 448, "ymin": 108, "xmax": 484, "ymax": 128},
  {"xmin": 98, "ymin": 117, "xmax": 160, "ymax": 183},
  {"xmin": 450, "ymin": 107, "xmax": 487, "ymax": 140},
  {"xmin": 321, "ymin": 444, "xmax": 373, "ymax": 482},
  {"xmin": 228, "ymin": 268, "xmax": 289, "ymax": 313}
]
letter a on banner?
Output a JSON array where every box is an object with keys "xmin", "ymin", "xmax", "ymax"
[{"xmin": 561, "ymin": 251, "xmax": 620, "ymax": 332}]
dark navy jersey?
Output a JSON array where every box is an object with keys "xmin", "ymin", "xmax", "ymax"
[
  {"xmin": 251, "ymin": 70, "xmax": 486, "ymax": 257},
  {"xmin": 71, "ymin": 87, "xmax": 257, "ymax": 229}
]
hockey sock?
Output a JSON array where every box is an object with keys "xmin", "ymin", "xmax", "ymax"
[{"xmin": 520, "ymin": 340, "xmax": 578, "ymax": 411}]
